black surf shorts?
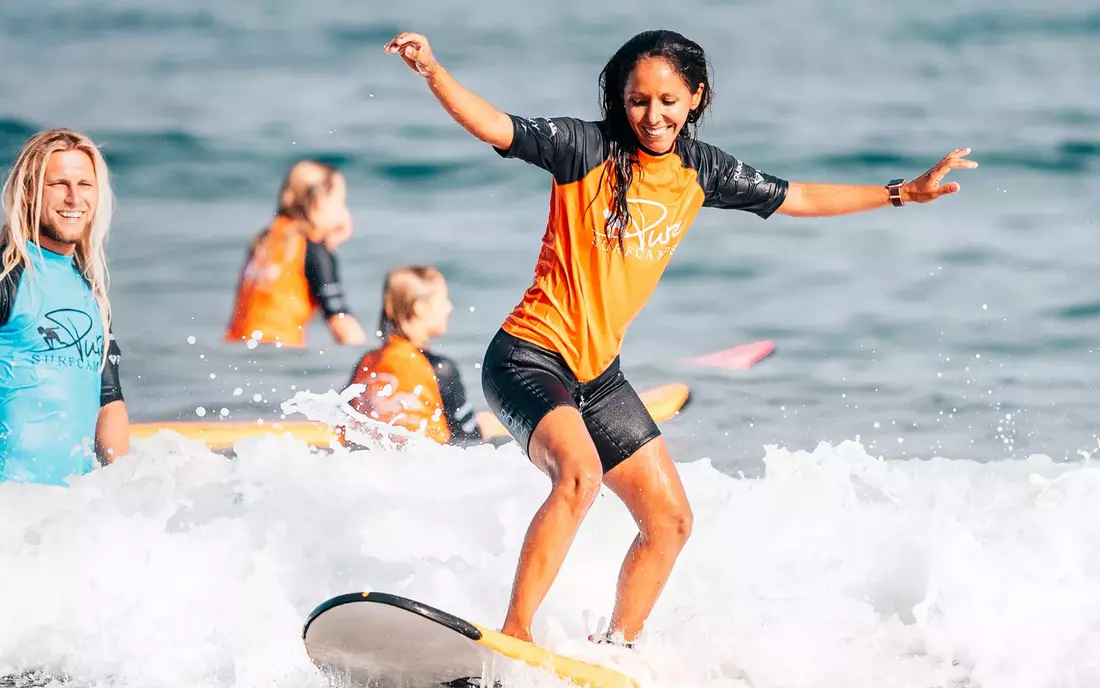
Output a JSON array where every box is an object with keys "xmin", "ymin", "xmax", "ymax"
[{"xmin": 481, "ymin": 328, "xmax": 660, "ymax": 473}]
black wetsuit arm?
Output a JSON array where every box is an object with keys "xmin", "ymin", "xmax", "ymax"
[
  {"xmin": 0, "ymin": 265, "xmax": 24, "ymax": 327},
  {"xmin": 303, "ymin": 239, "xmax": 353, "ymax": 318},
  {"xmin": 423, "ymin": 351, "xmax": 483, "ymax": 445},
  {"xmin": 493, "ymin": 115, "xmax": 607, "ymax": 185},
  {"xmin": 100, "ymin": 330, "xmax": 124, "ymax": 406},
  {"xmin": 689, "ymin": 139, "xmax": 789, "ymax": 219}
]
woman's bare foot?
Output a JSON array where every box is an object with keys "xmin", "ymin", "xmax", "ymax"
[{"xmin": 500, "ymin": 622, "xmax": 533, "ymax": 643}]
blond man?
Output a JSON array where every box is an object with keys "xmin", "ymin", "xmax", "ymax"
[{"xmin": 0, "ymin": 129, "xmax": 129, "ymax": 485}]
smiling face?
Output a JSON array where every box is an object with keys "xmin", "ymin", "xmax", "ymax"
[
  {"xmin": 38, "ymin": 149, "xmax": 98, "ymax": 254},
  {"xmin": 624, "ymin": 56, "xmax": 704, "ymax": 154}
]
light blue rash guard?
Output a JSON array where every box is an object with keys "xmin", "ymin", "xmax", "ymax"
[{"xmin": 0, "ymin": 245, "xmax": 124, "ymax": 486}]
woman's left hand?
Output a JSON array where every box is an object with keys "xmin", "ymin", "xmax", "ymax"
[{"xmin": 903, "ymin": 148, "xmax": 979, "ymax": 203}]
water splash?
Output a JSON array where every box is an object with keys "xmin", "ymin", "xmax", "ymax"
[{"xmin": 2, "ymin": 389, "xmax": 1099, "ymax": 687}]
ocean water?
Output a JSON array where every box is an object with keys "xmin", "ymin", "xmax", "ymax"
[{"xmin": 1, "ymin": 0, "xmax": 1099, "ymax": 685}]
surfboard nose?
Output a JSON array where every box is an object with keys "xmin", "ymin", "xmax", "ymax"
[{"xmin": 303, "ymin": 592, "xmax": 639, "ymax": 688}]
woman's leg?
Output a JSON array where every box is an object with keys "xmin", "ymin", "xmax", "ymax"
[
  {"xmin": 500, "ymin": 406, "xmax": 604, "ymax": 641},
  {"xmin": 600, "ymin": 436, "xmax": 693, "ymax": 642},
  {"xmin": 579, "ymin": 364, "xmax": 693, "ymax": 643},
  {"xmin": 481, "ymin": 330, "xmax": 603, "ymax": 642}
]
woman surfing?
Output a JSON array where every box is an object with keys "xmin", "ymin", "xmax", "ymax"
[{"xmin": 384, "ymin": 28, "xmax": 977, "ymax": 646}]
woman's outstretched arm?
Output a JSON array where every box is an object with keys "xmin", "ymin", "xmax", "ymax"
[
  {"xmin": 777, "ymin": 148, "xmax": 978, "ymax": 217},
  {"xmin": 384, "ymin": 33, "xmax": 514, "ymax": 150}
]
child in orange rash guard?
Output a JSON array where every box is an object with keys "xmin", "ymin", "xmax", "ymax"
[
  {"xmin": 225, "ymin": 159, "xmax": 367, "ymax": 348},
  {"xmin": 345, "ymin": 265, "xmax": 489, "ymax": 446}
]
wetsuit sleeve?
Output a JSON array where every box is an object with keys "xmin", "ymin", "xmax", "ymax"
[
  {"xmin": 423, "ymin": 351, "xmax": 483, "ymax": 446},
  {"xmin": 692, "ymin": 140, "xmax": 789, "ymax": 219},
  {"xmin": 303, "ymin": 239, "xmax": 352, "ymax": 318},
  {"xmin": 0, "ymin": 278, "xmax": 12, "ymax": 327},
  {"xmin": 493, "ymin": 115, "xmax": 607, "ymax": 185},
  {"xmin": 100, "ymin": 330, "xmax": 124, "ymax": 406},
  {"xmin": 0, "ymin": 265, "xmax": 23, "ymax": 327}
]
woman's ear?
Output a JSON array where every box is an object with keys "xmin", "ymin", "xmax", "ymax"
[{"xmin": 691, "ymin": 83, "xmax": 704, "ymax": 110}]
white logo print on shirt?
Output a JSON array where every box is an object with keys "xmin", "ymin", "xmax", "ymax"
[{"xmin": 593, "ymin": 199, "xmax": 684, "ymax": 261}]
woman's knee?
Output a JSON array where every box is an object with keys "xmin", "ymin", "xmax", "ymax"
[
  {"xmin": 553, "ymin": 465, "xmax": 602, "ymax": 515},
  {"xmin": 527, "ymin": 406, "xmax": 604, "ymax": 516},
  {"xmin": 645, "ymin": 501, "xmax": 693, "ymax": 547}
]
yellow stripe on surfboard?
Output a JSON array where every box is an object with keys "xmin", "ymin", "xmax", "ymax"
[
  {"xmin": 130, "ymin": 382, "xmax": 691, "ymax": 451},
  {"xmin": 471, "ymin": 623, "xmax": 638, "ymax": 688},
  {"xmin": 129, "ymin": 419, "xmax": 338, "ymax": 450}
]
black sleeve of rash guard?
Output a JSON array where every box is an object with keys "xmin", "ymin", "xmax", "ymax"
[
  {"xmin": 0, "ymin": 264, "xmax": 24, "ymax": 327},
  {"xmin": 687, "ymin": 139, "xmax": 790, "ymax": 219},
  {"xmin": 423, "ymin": 350, "xmax": 483, "ymax": 446},
  {"xmin": 492, "ymin": 114, "xmax": 608, "ymax": 185},
  {"xmin": 303, "ymin": 239, "xmax": 353, "ymax": 318},
  {"xmin": 100, "ymin": 330, "xmax": 124, "ymax": 406}
]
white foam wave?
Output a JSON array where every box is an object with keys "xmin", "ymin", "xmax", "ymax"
[{"xmin": 1, "ymin": 390, "xmax": 1098, "ymax": 688}]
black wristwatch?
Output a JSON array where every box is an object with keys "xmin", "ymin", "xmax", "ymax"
[{"xmin": 886, "ymin": 178, "xmax": 905, "ymax": 207}]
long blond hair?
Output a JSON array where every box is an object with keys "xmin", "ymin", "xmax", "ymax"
[
  {"xmin": 1, "ymin": 129, "xmax": 115, "ymax": 366},
  {"xmin": 378, "ymin": 265, "xmax": 444, "ymax": 341}
]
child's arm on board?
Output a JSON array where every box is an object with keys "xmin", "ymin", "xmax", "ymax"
[{"xmin": 384, "ymin": 33, "xmax": 514, "ymax": 150}]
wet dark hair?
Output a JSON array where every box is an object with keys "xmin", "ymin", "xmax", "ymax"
[{"xmin": 597, "ymin": 30, "xmax": 713, "ymax": 249}]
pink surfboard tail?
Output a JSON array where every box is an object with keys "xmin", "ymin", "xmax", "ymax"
[{"xmin": 688, "ymin": 340, "xmax": 775, "ymax": 370}]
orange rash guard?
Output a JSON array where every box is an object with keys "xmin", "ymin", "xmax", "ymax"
[
  {"xmin": 225, "ymin": 216, "xmax": 353, "ymax": 347},
  {"xmin": 347, "ymin": 335, "xmax": 483, "ymax": 446},
  {"xmin": 493, "ymin": 115, "xmax": 789, "ymax": 382}
]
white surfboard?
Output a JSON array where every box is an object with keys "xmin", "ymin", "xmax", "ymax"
[{"xmin": 303, "ymin": 592, "xmax": 638, "ymax": 688}]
